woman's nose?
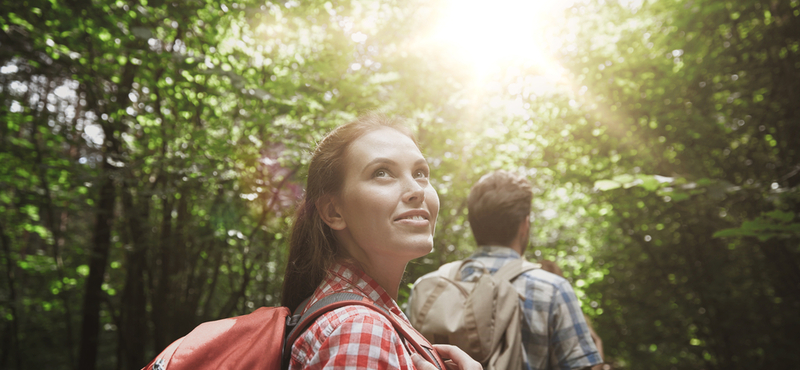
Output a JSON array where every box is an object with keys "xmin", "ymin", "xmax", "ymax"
[{"xmin": 403, "ymin": 177, "xmax": 426, "ymax": 204}]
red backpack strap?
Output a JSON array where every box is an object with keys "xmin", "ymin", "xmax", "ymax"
[
  {"xmin": 282, "ymin": 292, "xmax": 376, "ymax": 368},
  {"xmin": 142, "ymin": 336, "xmax": 185, "ymax": 370},
  {"xmin": 380, "ymin": 310, "xmax": 448, "ymax": 370},
  {"xmin": 282, "ymin": 292, "xmax": 447, "ymax": 370}
]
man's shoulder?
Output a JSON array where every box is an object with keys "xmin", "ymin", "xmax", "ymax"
[
  {"xmin": 520, "ymin": 267, "xmax": 569, "ymax": 286},
  {"xmin": 514, "ymin": 267, "xmax": 579, "ymax": 299}
]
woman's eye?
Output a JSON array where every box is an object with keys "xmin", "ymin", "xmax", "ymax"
[
  {"xmin": 414, "ymin": 169, "xmax": 429, "ymax": 179},
  {"xmin": 374, "ymin": 169, "xmax": 388, "ymax": 178}
]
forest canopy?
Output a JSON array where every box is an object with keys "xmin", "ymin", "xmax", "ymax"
[{"xmin": 1, "ymin": 0, "xmax": 799, "ymax": 369}]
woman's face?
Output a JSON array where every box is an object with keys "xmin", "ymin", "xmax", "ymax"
[{"xmin": 330, "ymin": 127, "xmax": 440, "ymax": 264}]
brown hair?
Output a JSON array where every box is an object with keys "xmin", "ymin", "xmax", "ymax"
[
  {"xmin": 467, "ymin": 170, "xmax": 533, "ymax": 246},
  {"xmin": 281, "ymin": 114, "xmax": 415, "ymax": 312}
]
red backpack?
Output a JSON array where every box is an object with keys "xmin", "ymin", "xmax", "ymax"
[{"xmin": 141, "ymin": 292, "xmax": 446, "ymax": 370}]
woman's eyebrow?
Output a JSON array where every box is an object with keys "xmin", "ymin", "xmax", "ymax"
[{"xmin": 363, "ymin": 157, "xmax": 396, "ymax": 171}]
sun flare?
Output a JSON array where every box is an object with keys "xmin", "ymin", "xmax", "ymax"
[{"xmin": 424, "ymin": 0, "xmax": 574, "ymax": 84}]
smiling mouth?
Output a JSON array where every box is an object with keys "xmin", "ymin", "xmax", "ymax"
[{"xmin": 396, "ymin": 215, "xmax": 428, "ymax": 221}]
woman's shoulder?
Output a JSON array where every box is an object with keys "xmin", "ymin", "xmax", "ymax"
[
  {"xmin": 310, "ymin": 304, "xmax": 397, "ymax": 336},
  {"xmin": 291, "ymin": 303, "xmax": 409, "ymax": 368}
]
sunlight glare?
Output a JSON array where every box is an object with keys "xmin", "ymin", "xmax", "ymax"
[{"xmin": 428, "ymin": 0, "xmax": 575, "ymax": 78}]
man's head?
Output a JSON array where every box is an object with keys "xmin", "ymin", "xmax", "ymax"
[{"xmin": 467, "ymin": 170, "xmax": 533, "ymax": 247}]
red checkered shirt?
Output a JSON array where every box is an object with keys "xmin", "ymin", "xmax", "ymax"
[{"xmin": 288, "ymin": 262, "xmax": 421, "ymax": 370}]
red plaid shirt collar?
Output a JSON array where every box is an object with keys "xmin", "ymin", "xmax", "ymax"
[{"xmin": 303, "ymin": 261, "xmax": 408, "ymax": 322}]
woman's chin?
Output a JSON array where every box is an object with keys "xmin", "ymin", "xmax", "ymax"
[{"xmin": 406, "ymin": 241, "xmax": 435, "ymax": 260}]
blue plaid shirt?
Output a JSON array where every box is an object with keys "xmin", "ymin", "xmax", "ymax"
[{"xmin": 459, "ymin": 246, "xmax": 602, "ymax": 370}]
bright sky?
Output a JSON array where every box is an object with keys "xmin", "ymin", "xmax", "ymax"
[{"xmin": 424, "ymin": 0, "xmax": 577, "ymax": 87}]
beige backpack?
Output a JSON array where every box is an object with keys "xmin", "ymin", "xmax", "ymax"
[{"xmin": 409, "ymin": 259, "xmax": 539, "ymax": 370}]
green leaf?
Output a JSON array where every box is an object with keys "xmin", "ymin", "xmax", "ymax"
[
  {"xmin": 712, "ymin": 228, "xmax": 757, "ymax": 238},
  {"xmin": 7, "ymin": 13, "xmax": 35, "ymax": 31},
  {"xmin": 77, "ymin": 265, "xmax": 90, "ymax": 277},
  {"xmin": 612, "ymin": 174, "xmax": 635, "ymax": 184},
  {"xmin": 764, "ymin": 210, "xmax": 795, "ymax": 223},
  {"xmin": 637, "ymin": 175, "xmax": 662, "ymax": 191},
  {"xmin": 670, "ymin": 191, "xmax": 691, "ymax": 202},
  {"xmin": 594, "ymin": 180, "xmax": 622, "ymax": 191},
  {"xmin": 696, "ymin": 178, "xmax": 714, "ymax": 186}
]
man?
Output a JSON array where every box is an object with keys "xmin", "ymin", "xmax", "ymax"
[{"xmin": 459, "ymin": 170, "xmax": 602, "ymax": 370}]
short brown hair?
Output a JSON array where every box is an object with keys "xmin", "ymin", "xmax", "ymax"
[{"xmin": 467, "ymin": 170, "xmax": 533, "ymax": 246}]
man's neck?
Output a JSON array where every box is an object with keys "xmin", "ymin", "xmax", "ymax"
[
  {"xmin": 507, "ymin": 241, "xmax": 525, "ymax": 256},
  {"xmin": 478, "ymin": 243, "xmax": 523, "ymax": 256}
]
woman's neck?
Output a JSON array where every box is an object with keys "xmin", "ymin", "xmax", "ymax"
[
  {"xmin": 365, "ymin": 262, "xmax": 407, "ymax": 301},
  {"xmin": 340, "ymin": 256, "xmax": 407, "ymax": 301}
]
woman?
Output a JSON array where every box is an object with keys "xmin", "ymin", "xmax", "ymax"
[{"xmin": 282, "ymin": 115, "xmax": 480, "ymax": 370}]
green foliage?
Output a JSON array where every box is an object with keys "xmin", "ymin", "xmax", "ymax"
[
  {"xmin": 555, "ymin": 0, "xmax": 800, "ymax": 368},
  {"xmin": 714, "ymin": 210, "xmax": 800, "ymax": 240}
]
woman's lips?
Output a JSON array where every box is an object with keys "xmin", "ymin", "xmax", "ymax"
[{"xmin": 394, "ymin": 210, "xmax": 431, "ymax": 227}]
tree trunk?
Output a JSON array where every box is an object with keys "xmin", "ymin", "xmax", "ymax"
[
  {"xmin": 76, "ymin": 167, "xmax": 116, "ymax": 370},
  {"xmin": 172, "ymin": 191, "xmax": 198, "ymax": 337},
  {"xmin": 32, "ymin": 112, "xmax": 76, "ymax": 365},
  {"xmin": 0, "ymin": 221, "xmax": 21, "ymax": 370},
  {"xmin": 119, "ymin": 186, "xmax": 149, "ymax": 370},
  {"xmin": 151, "ymin": 188, "xmax": 173, "ymax": 352}
]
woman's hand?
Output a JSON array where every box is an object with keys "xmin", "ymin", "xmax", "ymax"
[{"xmin": 411, "ymin": 345, "xmax": 482, "ymax": 370}]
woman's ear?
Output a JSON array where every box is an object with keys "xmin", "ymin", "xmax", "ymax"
[{"xmin": 316, "ymin": 195, "xmax": 347, "ymax": 230}]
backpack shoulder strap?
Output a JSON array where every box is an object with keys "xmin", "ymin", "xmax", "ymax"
[
  {"xmin": 441, "ymin": 259, "xmax": 491, "ymax": 280},
  {"xmin": 493, "ymin": 258, "xmax": 540, "ymax": 282},
  {"xmin": 143, "ymin": 336, "xmax": 185, "ymax": 370},
  {"xmin": 381, "ymin": 307, "xmax": 448, "ymax": 370},
  {"xmin": 282, "ymin": 292, "xmax": 366, "ymax": 368},
  {"xmin": 282, "ymin": 292, "xmax": 447, "ymax": 370},
  {"xmin": 436, "ymin": 260, "xmax": 465, "ymax": 280}
]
